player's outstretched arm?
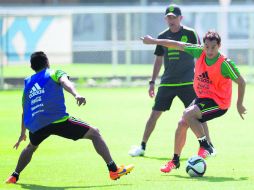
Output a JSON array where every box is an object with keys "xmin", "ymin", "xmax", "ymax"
[
  {"xmin": 234, "ymin": 75, "xmax": 246, "ymax": 119},
  {"xmin": 59, "ymin": 75, "xmax": 86, "ymax": 106},
  {"xmin": 140, "ymin": 35, "xmax": 186, "ymax": 51}
]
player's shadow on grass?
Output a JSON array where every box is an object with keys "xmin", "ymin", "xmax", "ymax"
[
  {"xmin": 171, "ymin": 174, "xmax": 248, "ymax": 182},
  {"xmin": 143, "ymin": 156, "xmax": 188, "ymax": 161},
  {"xmin": 16, "ymin": 183, "xmax": 132, "ymax": 190}
]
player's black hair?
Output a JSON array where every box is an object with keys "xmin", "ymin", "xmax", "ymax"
[
  {"xmin": 30, "ymin": 51, "xmax": 49, "ymax": 72},
  {"xmin": 203, "ymin": 30, "xmax": 221, "ymax": 45}
]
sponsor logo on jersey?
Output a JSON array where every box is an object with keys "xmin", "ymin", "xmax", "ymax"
[{"xmin": 29, "ymin": 83, "xmax": 45, "ymax": 99}]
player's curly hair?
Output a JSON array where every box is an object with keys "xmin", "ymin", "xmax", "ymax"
[
  {"xmin": 203, "ymin": 30, "xmax": 221, "ymax": 45},
  {"xmin": 30, "ymin": 51, "xmax": 49, "ymax": 72}
]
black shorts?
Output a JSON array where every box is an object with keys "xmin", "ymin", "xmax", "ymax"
[
  {"xmin": 29, "ymin": 116, "xmax": 91, "ymax": 146},
  {"xmin": 153, "ymin": 85, "xmax": 196, "ymax": 111},
  {"xmin": 194, "ymin": 98, "xmax": 228, "ymax": 123}
]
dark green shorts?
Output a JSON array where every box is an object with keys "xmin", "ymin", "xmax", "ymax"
[{"xmin": 153, "ymin": 85, "xmax": 196, "ymax": 111}]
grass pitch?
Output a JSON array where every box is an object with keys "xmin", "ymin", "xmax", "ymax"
[
  {"xmin": 0, "ymin": 86, "xmax": 254, "ymax": 190},
  {"xmin": 2, "ymin": 64, "xmax": 253, "ymax": 78}
]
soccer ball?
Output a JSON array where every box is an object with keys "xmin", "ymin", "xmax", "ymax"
[{"xmin": 186, "ymin": 155, "xmax": 206, "ymax": 177}]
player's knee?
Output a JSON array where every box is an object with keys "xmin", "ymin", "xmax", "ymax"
[
  {"xmin": 182, "ymin": 109, "xmax": 194, "ymax": 123},
  {"xmin": 178, "ymin": 118, "xmax": 188, "ymax": 129},
  {"xmin": 88, "ymin": 127, "xmax": 101, "ymax": 139},
  {"xmin": 93, "ymin": 127, "xmax": 100, "ymax": 135},
  {"xmin": 27, "ymin": 143, "xmax": 38, "ymax": 152},
  {"xmin": 149, "ymin": 111, "xmax": 161, "ymax": 121}
]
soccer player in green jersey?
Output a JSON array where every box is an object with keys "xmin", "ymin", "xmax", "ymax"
[
  {"xmin": 6, "ymin": 51, "xmax": 134, "ymax": 183},
  {"xmin": 141, "ymin": 30, "xmax": 246, "ymax": 173},
  {"xmin": 129, "ymin": 4, "xmax": 215, "ymax": 157}
]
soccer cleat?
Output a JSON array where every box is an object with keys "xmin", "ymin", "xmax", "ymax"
[
  {"xmin": 128, "ymin": 145, "xmax": 145, "ymax": 157},
  {"xmin": 5, "ymin": 175, "xmax": 18, "ymax": 184},
  {"xmin": 198, "ymin": 146, "xmax": 216, "ymax": 159},
  {"xmin": 160, "ymin": 160, "xmax": 180, "ymax": 173},
  {"xmin": 210, "ymin": 145, "xmax": 217, "ymax": 156},
  {"xmin": 109, "ymin": 164, "xmax": 134, "ymax": 180}
]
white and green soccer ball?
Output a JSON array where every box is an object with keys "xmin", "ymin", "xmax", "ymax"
[{"xmin": 186, "ymin": 155, "xmax": 207, "ymax": 177}]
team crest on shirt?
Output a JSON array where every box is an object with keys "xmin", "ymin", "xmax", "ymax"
[{"xmin": 181, "ymin": 35, "xmax": 188, "ymax": 42}]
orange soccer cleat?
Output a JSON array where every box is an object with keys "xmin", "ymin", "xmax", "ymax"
[
  {"xmin": 5, "ymin": 175, "xmax": 18, "ymax": 184},
  {"xmin": 109, "ymin": 164, "xmax": 134, "ymax": 180}
]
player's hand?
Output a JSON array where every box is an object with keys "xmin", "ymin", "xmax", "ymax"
[
  {"xmin": 75, "ymin": 95, "xmax": 86, "ymax": 106},
  {"xmin": 13, "ymin": 133, "xmax": 26, "ymax": 150},
  {"xmin": 148, "ymin": 84, "xmax": 155, "ymax": 98},
  {"xmin": 140, "ymin": 35, "xmax": 155, "ymax": 44},
  {"xmin": 237, "ymin": 103, "xmax": 246, "ymax": 120}
]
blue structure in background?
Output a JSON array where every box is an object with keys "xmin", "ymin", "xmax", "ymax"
[{"xmin": 0, "ymin": 16, "xmax": 53, "ymax": 63}]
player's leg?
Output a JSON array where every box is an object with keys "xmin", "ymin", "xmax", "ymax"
[
  {"xmin": 160, "ymin": 100, "xmax": 206, "ymax": 173},
  {"xmin": 183, "ymin": 104, "xmax": 205, "ymax": 139},
  {"xmin": 6, "ymin": 129, "xmax": 49, "ymax": 184},
  {"xmin": 160, "ymin": 117, "xmax": 187, "ymax": 173},
  {"xmin": 83, "ymin": 127, "xmax": 113, "ymax": 164},
  {"xmin": 129, "ymin": 110, "xmax": 162, "ymax": 156},
  {"xmin": 56, "ymin": 116, "xmax": 133, "ymax": 180},
  {"xmin": 128, "ymin": 110, "xmax": 162, "ymax": 157},
  {"xmin": 174, "ymin": 118, "xmax": 189, "ymax": 158},
  {"xmin": 175, "ymin": 85, "xmax": 196, "ymax": 156},
  {"xmin": 185, "ymin": 98, "xmax": 227, "ymax": 158},
  {"xmin": 202, "ymin": 122, "xmax": 216, "ymax": 155},
  {"xmin": 159, "ymin": 86, "xmax": 196, "ymax": 173},
  {"xmin": 202, "ymin": 122, "xmax": 211, "ymax": 143},
  {"xmin": 6, "ymin": 143, "xmax": 38, "ymax": 184},
  {"xmin": 83, "ymin": 127, "xmax": 134, "ymax": 180},
  {"xmin": 129, "ymin": 86, "xmax": 175, "ymax": 156},
  {"xmin": 142, "ymin": 110, "xmax": 162, "ymax": 145},
  {"xmin": 160, "ymin": 101, "xmax": 206, "ymax": 173},
  {"xmin": 178, "ymin": 85, "xmax": 214, "ymax": 144}
]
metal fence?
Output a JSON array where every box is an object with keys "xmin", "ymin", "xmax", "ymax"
[{"xmin": 0, "ymin": 5, "xmax": 254, "ymax": 88}]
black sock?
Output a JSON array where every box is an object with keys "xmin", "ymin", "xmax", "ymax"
[
  {"xmin": 209, "ymin": 142, "xmax": 214, "ymax": 148},
  {"xmin": 198, "ymin": 136, "xmax": 210, "ymax": 148},
  {"xmin": 141, "ymin": 142, "xmax": 146, "ymax": 150},
  {"xmin": 107, "ymin": 161, "xmax": 117, "ymax": 172},
  {"xmin": 12, "ymin": 172, "xmax": 19, "ymax": 181},
  {"xmin": 172, "ymin": 154, "xmax": 180, "ymax": 164}
]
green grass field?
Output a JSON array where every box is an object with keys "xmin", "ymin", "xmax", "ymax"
[
  {"xmin": 2, "ymin": 64, "xmax": 253, "ymax": 78},
  {"xmin": 0, "ymin": 85, "xmax": 254, "ymax": 190},
  {"xmin": 2, "ymin": 64, "xmax": 153, "ymax": 78}
]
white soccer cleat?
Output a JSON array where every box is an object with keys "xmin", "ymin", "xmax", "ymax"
[{"xmin": 128, "ymin": 145, "xmax": 145, "ymax": 157}]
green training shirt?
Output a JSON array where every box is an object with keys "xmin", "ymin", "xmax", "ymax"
[
  {"xmin": 155, "ymin": 25, "xmax": 200, "ymax": 86},
  {"xmin": 184, "ymin": 44, "xmax": 240, "ymax": 80}
]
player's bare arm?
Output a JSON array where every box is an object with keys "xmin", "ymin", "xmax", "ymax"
[
  {"xmin": 233, "ymin": 75, "xmax": 246, "ymax": 119},
  {"xmin": 13, "ymin": 112, "xmax": 26, "ymax": 150},
  {"xmin": 141, "ymin": 35, "xmax": 186, "ymax": 51},
  {"xmin": 59, "ymin": 75, "xmax": 86, "ymax": 106},
  {"xmin": 149, "ymin": 56, "xmax": 163, "ymax": 98}
]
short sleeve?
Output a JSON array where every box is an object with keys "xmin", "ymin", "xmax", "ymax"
[
  {"xmin": 221, "ymin": 59, "xmax": 240, "ymax": 80},
  {"xmin": 50, "ymin": 70, "xmax": 68, "ymax": 83}
]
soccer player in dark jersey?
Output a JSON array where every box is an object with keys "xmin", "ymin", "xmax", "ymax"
[
  {"xmin": 141, "ymin": 30, "xmax": 246, "ymax": 173},
  {"xmin": 129, "ymin": 4, "xmax": 214, "ymax": 157},
  {"xmin": 6, "ymin": 51, "xmax": 134, "ymax": 184}
]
